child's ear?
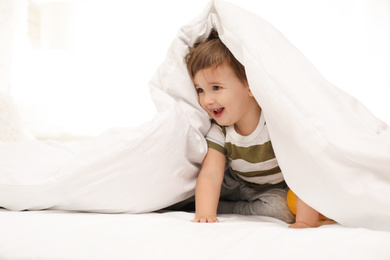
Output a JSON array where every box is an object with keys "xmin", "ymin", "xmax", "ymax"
[{"xmin": 245, "ymin": 81, "xmax": 254, "ymax": 97}]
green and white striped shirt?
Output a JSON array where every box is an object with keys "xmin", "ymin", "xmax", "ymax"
[{"xmin": 206, "ymin": 113, "xmax": 285, "ymax": 190}]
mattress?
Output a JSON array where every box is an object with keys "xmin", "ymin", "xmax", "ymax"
[{"xmin": 1, "ymin": 209, "xmax": 390, "ymax": 260}]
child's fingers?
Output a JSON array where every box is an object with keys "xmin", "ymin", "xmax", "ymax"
[
  {"xmin": 288, "ymin": 222, "xmax": 316, "ymax": 229},
  {"xmin": 202, "ymin": 217, "xmax": 219, "ymax": 223},
  {"xmin": 191, "ymin": 217, "xmax": 219, "ymax": 223}
]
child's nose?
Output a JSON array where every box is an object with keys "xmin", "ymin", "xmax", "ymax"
[
  {"xmin": 203, "ymin": 94, "xmax": 215, "ymax": 105},
  {"xmin": 205, "ymin": 98, "xmax": 214, "ymax": 106}
]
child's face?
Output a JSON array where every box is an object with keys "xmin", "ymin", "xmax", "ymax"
[{"xmin": 193, "ymin": 63, "xmax": 257, "ymax": 128}]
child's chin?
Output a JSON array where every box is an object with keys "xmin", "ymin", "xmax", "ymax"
[{"xmin": 213, "ymin": 119, "xmax": 230, "ymax": 127}]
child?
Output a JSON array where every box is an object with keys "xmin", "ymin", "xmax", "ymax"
[{"xmin": 185, "ymin": 30, "xmax": 320, "ymax": 228}]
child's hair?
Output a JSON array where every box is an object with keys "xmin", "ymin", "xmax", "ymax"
[{"xmin": 185, "ymin": 29, "xmax": 247, "ymax": 83}]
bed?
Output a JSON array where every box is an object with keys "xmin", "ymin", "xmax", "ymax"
[
  {"xmin": 1, "ymin": 209, "xmax": 390, "ymax": 259},
  {"xmin": 1, "ymin": 1, "xmax": 390, "ymax": 259}
]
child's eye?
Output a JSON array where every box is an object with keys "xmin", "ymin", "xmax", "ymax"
[
  {"xmin": 212, "ymin": 86, "xmax": 221, "ymax": 91},
  {"xmin": 196, "ymin": 88, "xmax": 204, "ymax": 94}
]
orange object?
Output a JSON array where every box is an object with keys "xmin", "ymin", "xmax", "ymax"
[{"xmin": 287, "ymin": 189, "xmax": 297, "ymax": 215}]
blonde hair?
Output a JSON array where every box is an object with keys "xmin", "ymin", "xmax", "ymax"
[{"xmin": 185, "ymin": 30, "xmax": 247, "ymax": 83}]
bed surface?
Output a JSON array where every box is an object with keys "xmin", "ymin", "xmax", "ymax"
[{"xmin": 1, "ymin": 209, "xmax": 390, "ymax": 260}]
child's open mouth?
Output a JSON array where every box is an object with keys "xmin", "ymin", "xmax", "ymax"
[{"xmin": 212, "ymin": 108, "xmax": 224, "ymax": 118}]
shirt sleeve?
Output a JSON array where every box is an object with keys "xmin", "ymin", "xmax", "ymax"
[{"xmin": 205, "ymin": 122, "xmax": 226, "ymax": 155}]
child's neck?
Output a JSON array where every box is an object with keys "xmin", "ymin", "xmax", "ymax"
[{"xmin": 234, "ymin": 105, "xmax": 262, "ymax": 136}]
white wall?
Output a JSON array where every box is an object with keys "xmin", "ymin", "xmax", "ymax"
[
  {"xmin": 0, "ymin": 0, "xmax": 28, "ymax": 93},
  {"xmin": 9, "ymin": 0, "xmax": 390, "ymax": 138}
]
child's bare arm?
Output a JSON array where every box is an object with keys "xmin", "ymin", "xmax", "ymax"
[
  {"xmin": 192, "ymin": 148, "xmax": 226, "ymax": 223},
  {"xmin": 289, "ymin": 196, "xmax": 319, "ymax": 228}
]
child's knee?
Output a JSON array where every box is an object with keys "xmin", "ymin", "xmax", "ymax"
[{"xmin": 254, "ymin": 189, "xmax": 295, "ymax": 223}]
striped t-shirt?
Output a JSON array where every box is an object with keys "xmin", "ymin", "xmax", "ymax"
[{"xmin": 205, "ymin": 113, "xmax": 285, "ymax": 190}]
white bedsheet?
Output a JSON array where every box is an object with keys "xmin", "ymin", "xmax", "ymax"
[{"xmin": 1, "ymin": 209, "xmax": 390, "ymax": 260}]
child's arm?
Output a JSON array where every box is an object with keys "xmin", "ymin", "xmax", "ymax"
[
  {"xmin": 289, "ymin": 196, "xmax": 319, "ymax": 228},
  {"xmin": 192, "ymin": 148, "xmax": 226, "ymax": 223}
]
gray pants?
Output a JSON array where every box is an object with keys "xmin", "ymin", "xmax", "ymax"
[
  {"xmin": 217, "ymin": 167, "xmax": 295, "ymax": 224},
  {"xmin": 165, "ymin": 167, "xmax": 295, "ymax": 224}
]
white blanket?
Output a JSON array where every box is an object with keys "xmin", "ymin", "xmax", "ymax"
[{"xmin": 1, "ymin": 0, "xmax": 389, "ymax": 232}]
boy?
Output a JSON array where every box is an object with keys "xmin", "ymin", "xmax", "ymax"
[{"xmin": 185, "ymin": 30, "xmax": 320, "ymax": 228}]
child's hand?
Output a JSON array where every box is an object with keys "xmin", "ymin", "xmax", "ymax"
[{"xmin": 191, "ymin": 216, "xmax": 219, "ymax": 223}]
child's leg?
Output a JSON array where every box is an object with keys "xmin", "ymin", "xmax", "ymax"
[
  {"xmin": 218, "ymin": 164, "xmax": 242, "ymax": 201},
  {"xmin": 287, "ymin": 189, "xmax": 337, "ymax": 226},
  {"xmin": 218, "ymin": 188, "xmax": 295, "ymax": 223},
  {"xmin": 217, "ymin": 167, "xmax": 294, "ymax": 223}
]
